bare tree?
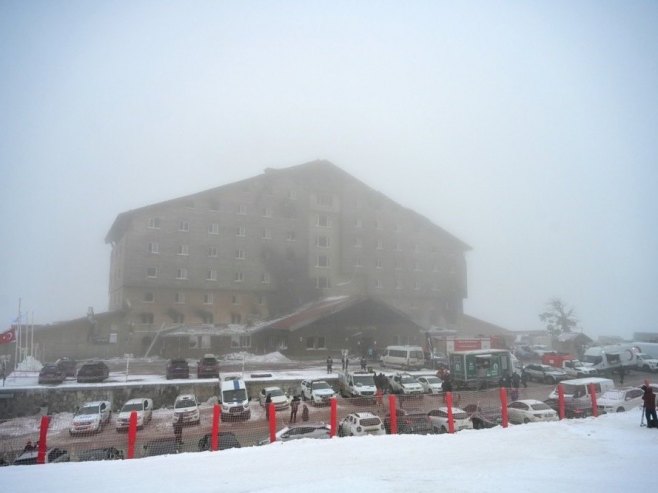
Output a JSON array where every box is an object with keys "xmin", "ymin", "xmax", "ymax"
[{"xmin": 539, "ymin": 298, "xmax": 579, "ymax": 337}]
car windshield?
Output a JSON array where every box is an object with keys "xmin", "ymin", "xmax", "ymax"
[
  {"xmin": 121, "ymin": 403, "xmax": 143, "ymax": 412},
  {"xmin": 424, "ymin": 377, "xmax": 441, "ymax": 384},
  {"xmin": 77, "ymin": 405, "xmax": 100, "ymax": 415},
  {"xmin": 601, "ymin": 391, "xmax": 624, "ymax": 401},
  {"xmin": 175, "ymin": 398, "xmax": 196, "ymax": 409},
  {"xmin": 201, "ymin": 359, "xmax": 217, "ymax": 365},
  {"xmin": 530, "ymin": 402, "xmax": 552, "ymax": 411},
  {"xmin": 146, "ymin": 440, "xmax": 178, "ymax": 456},
  {"xmin": 312, "ymin": 382, "xmax": 330, "ymax": 390},
  {"xmin": 353, "ymin": 375, "xmax": 375, "ymax": 386},
  {"xmin": 400, "ymin": 375, "xmax": 417, "ymax": 384},
  {"xmin": 223, "ymin": 389, "xmax": 247, "ymax": 402},
  {"xmin": 268, "ymin": 388, "xmax": 285, "ymax": 397}
]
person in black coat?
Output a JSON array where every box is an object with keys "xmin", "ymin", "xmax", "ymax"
[
  {"xmin": 642, "ymin": 381, "xmax": 657, "ymax": 428},
  {"xmin": 173, "ymin": 415, "xmax": 184, "ymax": 447},
  {"xmin": 326, "ymin": 356, "xmax": 333, "ymax": 374},
  {"xmin": 289, "ymin": 395, "xmax": 300, "ymax": 424}
]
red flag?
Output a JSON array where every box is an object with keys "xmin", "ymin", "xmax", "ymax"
[{"xmin": 0, "ymin": 328, "xmax": 16, "ymax": 344}]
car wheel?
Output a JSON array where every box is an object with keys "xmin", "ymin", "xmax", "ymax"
[
  {"xmin": 523, "ymin": 418, "xmax": 530, "ymax": 424},
  {"xmin": 439, "ymin": 426, "xmax": 447, "ymax": 434},
  {"xmin": 616, "ymin": 407, "xmax": 625, "ymax": 413}
]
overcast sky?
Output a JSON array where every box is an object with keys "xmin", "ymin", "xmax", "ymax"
[{"xmin": 1, "ymin": 1, "xmax": 657, "ymax": 341}]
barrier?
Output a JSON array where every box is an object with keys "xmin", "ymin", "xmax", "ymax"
[
  {"xmin": 211, "ymin": 404, "xmax": 220, "ymax": 451},
  {"xmin": 127, "ymin": 411, "xmax": 137, "ymax": 459},
  {"xmin": 330, "ymin": 398, "xmax": 337, "ymax": 437},
  {"xmin": 388, "ymin": 395, "xmax": 398, "ymax": 434},
  {"xmin": 558, "ymin": 384, "xmax": 565, "ymax": 419},
  {"xmin": 268, "ymin": 403, "xmax": 276, "ymax": 443},
  {"xmin": 499, "ymin": 387, "xmax": 508, "ymax": 428},
  {"xmin": 589, "ymin": 383, "xmax": 598, "ymax": 417},
  {"xmin": 445, "ymin": 392, "xmax": 455, "ymax": 433},
  {"xmin": 37, "ymin": 415, "xmax": 49, "ymax": 464}
]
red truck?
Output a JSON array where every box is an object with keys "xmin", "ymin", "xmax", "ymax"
[{"xmin": 542, "ymin": 352, "xmax": 598, "ymax": 377}]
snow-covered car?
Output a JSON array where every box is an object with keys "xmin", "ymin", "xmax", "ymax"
[
  {"xmin": 76, "ymin": 361, "xmax": 110, "ymax": 383},
  {"xmin": 69, "ymin": 400, "xmax": 112, "ymax": 435},
  {"xmin": 173, "ymin": 394, "xmax": 200, "ymax": 425},
  {"xmin": 561, "ymin": 360, "xmax": 598, "ymax": 378},
  {"xmin": 427, "ymin": 407, "xmax": 473, "ymax": 434},
  {"xmin": 301, "ymin": 379, "xmax": 335, "ymax": 405},
  {"xmin": 636, "ymin": 354, "xmax": 658, "ymax": 372},
  {"xmin": 196, "ymin": 354, "xmax": 220, "ymax": 379},
  {"xmin": 116, "ymin": 398, "xmax": 154, "ymax": 431},
  {"xmin": 198, "ymin": 431, "xmax": 242, "ymax": 451},
  {"xmin": 463, "ymin": 403, "xmax": 502, "ymax": 429},
  {"xmin": 387, "ymin": 373, "xmax": 424, "ymax": 395},
  {"xmin": 416, "ymin": 375, "xmax": 443, "ymax": 394},
  {"xmin": 507, "ymin": 399, "xmax": 559, "ymax": 424},
  {"xmin": 76, "ymin": 447, "xmax": 124, "ymax": 462},
  {"xmin": 38, "ymin": 364, "xmax": 66, "ymax": 385},
  {"xmin": 259, "ymin": 386, "xmax": 290, "ymax": 410},
  {"xmin": 166, "ymin": 358, "xmax": 190, "ymax": 379},
  {"xmin": 523, "ymin": 364, "xmax": 568, "ymax": 384},
  {"xmin": 257, "ymin": 423, "xmax": 331, "ymax": 445},
  {"xmin": 384, "ymin": 408, "xmax": 433, "ymax": 435},
  {"xmin": 597, "ymin": 387, "xmax": 645, "ymax": 414},
  {"xmin": 142, "ymin": 437, "xmax": 180, "ymax": 457},
  {"xmin": 338, "ymin": 412, "xmax": 386, "ymax": 437},
  {"xmin": 13, "ymin": 447, "xmax": 70, "ymax": 465}
]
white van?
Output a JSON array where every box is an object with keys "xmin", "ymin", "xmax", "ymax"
[
  {"xmin": 548, "ymin": 377, "xmax": 615, "ymax": 401},
  {"xmin": 219, "ymin": 377, "xmax": 251, "ymax": 421},
  {"xmin": 381, "ymin": 346, "xmax": 425, "ymax": 370}
]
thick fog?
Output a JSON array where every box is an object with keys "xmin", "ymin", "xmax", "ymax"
[{"xmin": 1, "ymin": 2, "xmax": 657, "ymax": 340}]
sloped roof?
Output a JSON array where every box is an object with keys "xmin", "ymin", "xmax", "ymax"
[
  {"xmin": 557, "ymin": 332, "xmax": 592, "ymax": 343},
  {"xmin": 460, "ymin": 314, "xmax": 513, "ymax": 337}
]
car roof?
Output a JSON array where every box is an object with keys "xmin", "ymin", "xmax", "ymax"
[
  {"xmin": 124, "ymin": 398, "xmax": 149, "ymax": 404},
  {"xmin": 80, "ymin": 400, "xmax": 109, "ymax": 407},
  {"xmin": 352, "ymin": 412, "xmax": 377, "ymax": 418},
  {"xmin": 263, "ymin": 386, "xmax": 283, "ymax": 391},
  {"xmin": 175, "ymin": 394, "xmax": 196, "ymax": 401},
  {"xmin": 513, "ymin": 399, "xmax": 544, "ymax": 405}
]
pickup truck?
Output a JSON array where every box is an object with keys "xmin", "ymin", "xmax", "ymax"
[
  {"xmin": 542, "ymin": 353, "xmax": 597, "ymax": 378},
  {"xmin": 338, "ymin": 370, "xmax": 377, "ymax": 399},
  {"xmin": 301, "ymin": 379, "xmax": 336, "ymax": 405},
  {"xmin": 115, "ymin": 398, "xmax": 154, "ymax": 431}
]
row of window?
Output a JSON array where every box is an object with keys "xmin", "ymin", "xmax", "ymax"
[
  {"xmin": 143, "ymin": 291, "xmax": 266, "ymax": 306},
  {"xmin": 138, "ymin": 311, "xmax": 247, "ymax": 326},
  {"xmin": 145, "ymin": 267, "xmax": 270, "ymax": 283},
  {"xmin": 147, "ymin": 213, "xmax": 331, "ymax": 233}
]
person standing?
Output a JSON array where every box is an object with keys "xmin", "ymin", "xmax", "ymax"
[
  {"xmin": 642, "ymin": 380, "xmax": 656, "ymax": 428},
  {"xmin": 618, "ymin": 366, "xmax": 625, "ymax": 385},
  {"xmin": 173, "ymin": 415, "xmax": 184, "ymax": 448},
  {"xmin": 360, "ymin": 356, "xmax": 367, "ymax": 371},
  {"xmin": 326, "ymin": 355, "xmax": 333, "ymax": 374},
  {"xmin": 301, "ymin": 403, "xmax": 310, "ymax": 422},
  {"xmin": 289, "ymin": 395, "xmax": 300, "ymax": 424}
]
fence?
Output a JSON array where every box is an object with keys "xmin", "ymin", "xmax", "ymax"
[{"xmin": 0, "ymin": 383, "xmax": 601, "ymax": 465}]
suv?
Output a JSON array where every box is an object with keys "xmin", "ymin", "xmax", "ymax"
[
  {"xmin": 338, "ymin": 412, "xmax": 385, "ymax": 437},
  {"xmin": 38, "ymin": 364, "xmax": 65, "ymax": 385},
  {"xmin": 197, "ymin": 354, "xmax": 220, "ymax": 379},
  {"xmin": 166, "ymin": 358, "xmax": 190, "ymax": 379},
  {"xmin": 55, "ymin": 357, "xmax": 77, "ymax": 377},
  {"xmin": 173, "ymin": 394, "xmax": 201, "ymax": 425},
  {"xmin": 300, "ymin": 379, "xmax": 336, "ymax": 405},
  {"xmin": 636, "ymin": 353, "xmax": 658, "ymax": 372},
  {"xmin": 69, "ymin": 400, "xmax": 112, "ymax": 435},
  {"xmin": 116, "ymin": 398, "xmax": 154, "ymax": 431},
  {"xmin": 76, "ymin": 361, "xmax": 110, "ymax": 383}
]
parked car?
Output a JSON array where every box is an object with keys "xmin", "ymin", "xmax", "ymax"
[
  {"xmin": 55, "ymin": 357, "xmax": 77, "ymax": 377},
  {"xmin": 544, "ymin": 397, "xmax": 593, "ymax": 419},
  {"xmin": 258, "ymin": 386, "xmax": 290, "ymax": 410},
  {"xmin": 597, "ymin": 387, "xmax": 645, "ymax": 414},
  {"xmin": 384, "ymin": 408, "xmax": 433, "ymax": 435},
  {"xmin": 197, "ymin": 354, "xmax": 220, "ymax": 379},
  {"xmin": 69, "ymin": 400, "xmax": 112, "ymax": 435},
  {"xmin": 522, "ymin": 364, "xmax": 568, "ymax": 384},
  {"xmin": 142, "ymin": 437, "xmax": 180, "ymax": 457},
  {"xmin": 116, "ymin": 398, "xmax": 154, "ymax": 431},
  {"xmin": 166, "ymin": 358, "xmax": 190, "ymax": 379},
  {"xmin": 257, "ymin": 423, "xmax": 331, "ymax": 445},
  {"xmin": 173, "ymin": 394, "xmax": 201, "ymax": 425},
  {"xmin": 416, "ymin": 375, "xmax": 443, "ymax": 394},
  {"xmin": 300, "ymin": 379, "xmax": 336, "ymax": 405},
  {"xmin": 507, "ymin": 399, "xmax": 559, "ymax": 424},
  {"xmin": 76, "ymin": 447, "xmax": 124, "ymax": 462},
  {"xmin": 387, "ymin": 373, "xmax": 424, "ymax": 395},
  {"xmin": 463, "ymin": 403, "xmax": 502, "ymax": 429},
  {"xmin": 636, "ymin": 353, "xmax": 658, "ymax": 372},
  {"xmin": 426, "ymin": 351, "xmax": 449, "ymax": 369},
  {"xmin": 13, "ymin": 447, "xmax": 70, "ymax": 465},
  {"xmin": 338, "ymin": 412, "xmax": 386, "ymax": 437},
  {"xmin": 427, "ymin": 407, "xmax": 473, "ymax": 434},
  {"xmin": 198, "ymin": 431, "xmax": 242, "ymax": 451},
  {"xmin": 76, "ymin": 361, "xmax": 110, "ymax": 383},
  {"xmin": 38, "ymin": 364, "xmax": 66, "ymax": 385}
]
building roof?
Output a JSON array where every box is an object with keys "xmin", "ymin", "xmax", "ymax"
[
  {"xmin": 557, "ymin": 332, "xmax": 592, "ymax": 343},
  {"xmin": 459, "ymin": 314, "xmax": 513, "ymax": 337},
  {"xmin": 105, "ymin": 160, "xmax": 470, "ymax": 250}
]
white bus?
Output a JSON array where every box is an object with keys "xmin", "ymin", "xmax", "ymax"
[{"xmin": 381, "ymin": 345, "xmax": 425, "ymax": 370}]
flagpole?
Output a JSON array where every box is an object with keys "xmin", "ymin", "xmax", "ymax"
[
  {"xmin": 15, "ymin": 298, "xmax": 21, "ymax": 371},
  {"xmin": 30, "ymin": 311, "xmax": 34, "ymax": 359}
]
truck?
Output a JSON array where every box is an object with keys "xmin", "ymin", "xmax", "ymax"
[
  {"xmin": 338, "ymin": 370, "xmax": 377, "ymax": 399},
  {"xmin": 448, "ymin": 349, "xmax": 513, "ymax": 390},
  {"xmin": 582, "ymin": 344, "xmax": 638, "ymax": 376},
  {"xmin": 541, "ymin": 353, "xmax": 597, "ymax": 378}
]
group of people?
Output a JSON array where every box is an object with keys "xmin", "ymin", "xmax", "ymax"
[
  {"xmin": 288, "ymin": 395, "xmax": 309, "ymax": 424},
  {"xmin": 326, "ymin": 354, "xmax": 369, "ymax": 374}
]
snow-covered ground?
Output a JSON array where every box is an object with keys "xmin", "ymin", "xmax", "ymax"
[{"xmin": 0, "ymin": 411, "xmax": 655, "ymax": 492}]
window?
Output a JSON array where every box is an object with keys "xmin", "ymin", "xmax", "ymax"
[
  {"xmin": 230, "ymin": 334, "xmax": 251, "ymax": 348},
  {"xmin": 236, "ymin": 225, "xmax": 246, "ymax": 237},
  {"xmin": 202, "ymin": 314, "xmax": 213, "ymax": 325},
  {"xmin": 147, "ymin": 217, "xmax": 161, "ymax": 229},
  {"xmin": 395, "ymin": 241, "xmax": 402, "ymax": 251},
  {"xmin": 234, "ymin": 271, "xmax": 243, "ymax": 282},
  {"xmin": 375, "ymin": 258, "xmax": 383, "ymax": 269},
  {"xmin": 317, "ymin": 255, "xmax": 330, "ymax": 268},
  {"xmin": 175, "ymin": 292, "xmax": 185, "ymax": 304},
  {"xmin": 237, "ymin": 204, "xmax": 247, "ymax": 215},
  {"xmin": 395, "ymin": 280, "xmax": 402, "ymax": 290},
  {"xmin": 262, "ymin": 228, "xmax": 272, "ymax": 240},
  {"xmin": 412, "ymin": 242, "xmax": 419, "ymax": 253},
  {"xmin": 143, "ymin": 292, "xmax": 154, "ymax": 303},
  {"xmin": 179, "ymin": 220, "xmax": 189, "ymax": 232},
  {"xmin": 146, "ymin": 267, "xmax": 157, "ymax": 278},
  {"xmin": 203, "ymin": 293, "xmax": 213, "ymax": 304},
  {"xmin": 208, "ymin": 223, "xmax": 219, "ymax": 235},
  {"xmin": 316, "ymin": 276, "xmax": 330, "ymax": 288},
  {"xmin": 286, "ymin": 231, "xmax": 296, "ymax": 241},
  {"xmin": 148, "ymin": 242, "xmax": 159, "ymax": 254},
  {"xmin": 316, "ymin": 214, "xmax": 330, "ymax": 227},
  {"xmin": 206, "ymin": 270, "xmax": 217, "ymax": 281},
  {"xmin": 258, "ymin": 295, "xmax": 265, "ymax": 305},
  {"xmin": 413, "ymin": 261, "xmax": 421, "ymax": 271},
  {"xmin": 231, "ymin": 313, "xmax": 242, "ymax": 324},
  {"xmin": 209, "ymin": 200, "xmax": 220, "ymax": 211},
  {"xmin": 261, "ymin": 272, "xmax": 271, "ymax": 284},
  {"xmin": 355, "ymin": 258, "xmax": 363, "ymax": 268},
  {"xmin": 376, "ymin": 239, "xmax": 384, "ymax": 250},
  {"xmin": 316, "ymin": 235, "xmax": 330, "ymax": 248},
  {"xmin": 394, "ymin": 260, "xmax": 403, "ymax": 271},
  {"xmin": 353, "ymin": 237, "xmax": 362, "ymax": 248},
  {"xmin": 316, "ymin": 336, "xmax": 326, "ymax": 349},
  {"xmin": 374, "ymin": 279, "xmax": 383, "ymax": 289},
  {"xmin": 262, "ymin": 206, "xmax": 272, "ymax": 217},
  {"xmin": 287, "ymin": 189, "xmax": 297, "ymax": 200},
  {"xmin": 306, "ymin": 337, "xmax": 315, "ymax": 349},
  {"xmin": 140, "ymin": 313, "xmax": 154, "ymax": 324},
  {"xmin": 374, "ymin": 219, "xmax": 383, "ymax": 230},
  {"xmin": 176, "ymin": 268, "xmax": 188, "ymax": 280},
  {"xmin": 177, "ymin": 244, "xmax": 189, "ymax": 256},
  {"xmin": 208, "ymin": 247, "xmax": 218, "ymax": 257},
  {"xmin": 235, "ymin": 248, "xmax": 246, "ymax": 260},
  {"xmin": 316, "ymin": 193, "xmax": 333, "ymax": 206},
  {"xmin": 414, "ymin": 280, "xmax": 421, "ymax": 291},
  {"xmin": 232, "ymin": 294, "xmax": 240, "ymax": 305},
  {"xmin": 354, "ymin": 218, "xmax": 363, "ymax": 228}
]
